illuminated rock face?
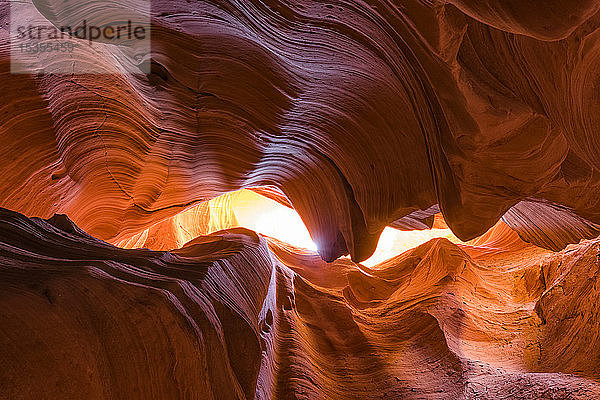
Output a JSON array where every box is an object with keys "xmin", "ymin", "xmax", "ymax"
[
  {"xmin": 4, "ymin": 0, "xmax": 600, "ymax": 261},
  {"xmin": 0, "ymin": 209, "xmax": 274, "ymax": 399},
  {"xmin": 2, "ymin": 0, "xmax": 600, "ymax": 398},
  {"xmin": 2, "ymin": 210, "xmax": 600, "ymax": 399}
]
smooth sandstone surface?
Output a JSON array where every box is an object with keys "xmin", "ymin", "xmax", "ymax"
[
  {"xmin": 2, "ymin": 0, "xmax": 600, "ymax": 398},
  {"xmin": 4, "ymin": 0, "xmax": 600, "ymax": 261},
  {"xmin": 2, "ymin": 209, "xmax": 600, "ymax": 399}
]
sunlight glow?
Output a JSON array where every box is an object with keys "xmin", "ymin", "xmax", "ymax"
[
  {"xmin": 228, "ymin": 189, "xmax": 459, "ymax": 267},
  {"xmin": 231, "ymin": 190, "xmax": 317, "ymax": 251},
  {"xmin": 359, "ymin": 226, "xmax": 461, "ymax": 267},
  {"xmin": 116, "ymin": 188, "xmax": 461, "ymax": 267}
]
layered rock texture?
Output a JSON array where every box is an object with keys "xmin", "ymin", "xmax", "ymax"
[
  {"xmin": 2, "ymin": 0, "xmax": 600, "ymax": 398},
  {"xmin": 2, "ymin": 208, "xmax": 600, "ymax": 399},
  {"xmin": 5, "ymin": 0, "xmax": 600, "ymax": 262}
]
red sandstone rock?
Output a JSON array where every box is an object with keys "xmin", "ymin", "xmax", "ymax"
[
  {"xmin": 2, "ymin": 210, "xmax": 600, "ymax": 399},
  {"xmin": 0, "ymin": 209, "xmax": 274, "ymax": 399},
  {"xmin": 4, "ymin": 0, "xmax": 600, "ymax": 261},
  {"xmin": 2, "ymin": 0, "xmax": 600, "ymax": 397}
]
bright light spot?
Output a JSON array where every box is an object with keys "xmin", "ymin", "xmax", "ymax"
[
  {"xmin": 360, "ymin": 227, "xmax": 460, "ymax": 268},
  {"xmin": 229, "ymin": 189, "xmax": 460, "ymax": 267},
  {"xmin": 118, "ymin": 188, "xmax": 461, "ymax": 267},
  {"xmin": 230, "ymin": 190, "xmax": 318, "ymax": 251}
]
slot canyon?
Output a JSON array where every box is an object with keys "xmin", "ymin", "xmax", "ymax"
[{"xmin": 2, "ymin": 0, "xmax": 600, "ymax": 398}]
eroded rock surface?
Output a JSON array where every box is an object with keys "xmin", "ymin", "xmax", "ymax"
[
  {"xmin": 2, "ymin": 0, "xmax": 600, "ymax": 397},
  {"xmin": 2, "ymin": 210, "xmax": 599, "ymax": 399},
  {"xmin": 4, "ymin": 0, "xmax": 600, "ymax": 261}
]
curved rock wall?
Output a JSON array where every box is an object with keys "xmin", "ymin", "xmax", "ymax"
[
  {"xmin": 4, "ymin": 0, "xmax": 600, "ymax": 261},
  {"xmin": 2, "ymin": 210, "xmax": 600, "ymax": 399},
  {"xmin": 3, "ymin": 0, "xmax": 600, "ymax": 397},
  {"xmin": 0, "ymin": 209, "xmax": 274, "ymax": 399}
]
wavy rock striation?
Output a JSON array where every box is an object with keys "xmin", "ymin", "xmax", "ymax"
[
  {"xmin": 0, "ymin": 208, "xmax": 274, "ymax": 399},
  {"xmin": 3, "ymin": 0, "xmax": 600, "ymax": 397},
  {"xmin": 2, "ymin": 210, "xmax": 600, "ymax": 399},
  {"xmin": 3, "ymin": 0, "xmax": 600, "ymax": 261}
]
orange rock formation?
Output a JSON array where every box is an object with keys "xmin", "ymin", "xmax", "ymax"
[{"xmin": 2, "ymin": 0, "xmax": 600, "ymax": 398}]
